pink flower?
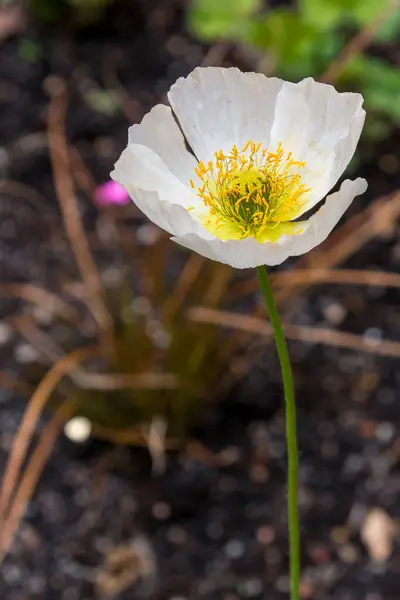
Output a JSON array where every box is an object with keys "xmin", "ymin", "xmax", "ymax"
[{"xmin": 94, "ymin": 180, "xmax": 130, "ymax": 206}]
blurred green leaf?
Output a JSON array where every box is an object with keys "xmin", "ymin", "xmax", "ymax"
[
  {"xmin": 249, "ymin": 10, "xmax": 317, "ymax": 65},
  {"xmin": 248, "ymin": 9, "xmax": 342, "ymax": 80},
  {"xmin": 189, "ymin": 0, "xmax": 260, "ymax": 41},
  {"xmin": 340, "ymin": 55, "xmax": 400, "ymax": 121},
  {"xmin": 376, "ymin": 8, "xmax": 400, "ymax": 42},
  {"xmin": 300, "ymin": 0, "xmax": 390, "ymax": 30},
  {"xmin": 300, "ymin": 0, "xmax": 349, "ymax": 29},
  {"xmin": 350, "ymin": 0, "xmax": 391, "ymax": 27}
]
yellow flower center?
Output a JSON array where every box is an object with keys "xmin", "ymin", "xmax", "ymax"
[{"xmin": 189, "ymin": 141, "xmax": 311, "ymax": 243}]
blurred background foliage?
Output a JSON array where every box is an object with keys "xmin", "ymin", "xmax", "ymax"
[
  {"xmin": 28, "ymin": 0, "xmax": 117, "ymax": 22},
  {"xmin": 0, "ymin": 0, "xmax": 399, "ymax": 585},
  {"xmin": 26, "ymin": 0, "xmax": 400, "ymax": 138},
  {"xmin": 188, "ymin": 0, "xmax": 400, "ymax": 141},
  {"xmin": 2, "ymin": 97, "xmax": 239, "ymax": 444},
  {"xmin": 2, "ymin": 0, "xmax": 398, "ymax": 446}
]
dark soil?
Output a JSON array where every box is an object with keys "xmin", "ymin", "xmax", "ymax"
[{"xmin": 0, "ymin": 1, "xmax": 399, "ymax": 599}]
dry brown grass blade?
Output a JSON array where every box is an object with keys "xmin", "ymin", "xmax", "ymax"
[
  {"xmin": 188, "ymin": 307, "xmax": 400, "ymax": 359},
  {"xmin": 231, "ymin": 268, "xmax": 400, "ymax": 298},
  {"xmin": 92, "ymin": 423, "xmax": 181, "ymax": 449},
  {"xmin": 163, "ymin": 254, "xmax": 205, "ymax": 318},
  {"xmin": 203, "ymin": 263, "xmax": 232, "ymax": 306},
  {"xmin": 9, "ymin": 315, "xmax": 65, "ymax": 365},
  {"xmin": 276, "ymin": 268, "xmax": 400, "ymax": 289},
  {"xmin": 10, "ymin": 312, "xmax": 96, "ymax": 370},
  {"xmin": 272, "ymin": 191, "xmax": 400, "ymax": 306},
  {"xmin": 0, "ymin": 283, "xmax": 79, "ymax": 323},
  {"xmin": 69, "ymin": 147, "xmax": 97, "ymax": 198},
  {"xmin": 142, "ymin": 233, "xmax": 171, "ymax": 299},
  {"xmin": 298, "ymin": 191, "xmax": 399, "ymax": 266},
  {"xmin": 47, "ymin": 79, "xmax": 115, "ymax": 354},
  {"xmin": 0, "ymin": 347, "xmax": 95, "ymax": 526},
  {"xmin": 8, "ymin": 315, "xmax": 179, "ymax": 391},
  {"xmin": 62, "ymin": 280, "xmax": 91, "ymax": 302},
  {"xmin": 91, "ymin": 426, "xmax": 235, "ymax": 467},
  {"xmin": 322, "ymin": 192, "xmax": 399, "ymax": 258},
  {"xmin": 0, "ymin": 400, "xmax": 74, "ymax": 566},
  {"xmin": 75, "ymin": 371, "xmax": 179, "ymax": 390},
  {"xmin": 321, "ymin": 1, "xmax": 399, "ymax": 84},
  {"xmin": 201, "ymin": 41, "xmax": 231, "ymax": 67}
]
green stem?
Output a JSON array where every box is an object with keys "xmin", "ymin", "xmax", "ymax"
[{"xmin": 256, "ymin": 265, "xmax": 300, "ymax": 600}]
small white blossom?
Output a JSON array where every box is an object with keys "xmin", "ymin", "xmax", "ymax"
[{"xmin": 111, "ymin": 67, "xmax": 367, "ymax": 268}]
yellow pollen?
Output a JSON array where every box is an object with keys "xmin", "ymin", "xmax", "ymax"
[{"xmin": 189, "ymin": 140, "xmax": 311, "ymax": 242}]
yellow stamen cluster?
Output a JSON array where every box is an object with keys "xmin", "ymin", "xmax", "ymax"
[{"xmin": 189, "ymin": 141, "xmax": 310, "ymax": 241}]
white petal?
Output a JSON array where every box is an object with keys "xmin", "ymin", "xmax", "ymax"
[
  {"xmin": 171, "ymin": 232, "xmax": 292, "ymax": 268},
  {"xmin": 285, "ymin": 177, "xmax": 368, "ymax": 257},
  {"xmin": 112, "ymin": 142, "xmax": 191, "ymax": 207},
  {"xmin": 127, "ymin": 104, "xmax": 198, "ymax": 186},
  {"xmin": 172, "ymin": 178, "xmax": 367, "ymax": 268},
  {"xmin": 131, "ymin": 190, "xmax": 214, "ymax": 239},
  {"xmin": 111, "ymin": 143, "xmax": 212, "ymax": 239},
  {"xmin": 269, "ymin": 78, "xmax": 365, "ymax": 215},
  {"xmin": 168, "ymin": 67, "xmax": 284, "ymax": 163},
  {"xmin": 296, "ymin": 78, "xmax": 365, "ymax": 185}
]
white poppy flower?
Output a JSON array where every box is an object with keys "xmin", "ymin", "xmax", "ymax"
[{"xmin": 111, "ymin": 67, "xmax": 367, "ymax": 269}]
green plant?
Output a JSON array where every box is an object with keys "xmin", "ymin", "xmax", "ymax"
[
  {"xmin": 2, "ymin": 84, "xmax": 241, "ymax": 447},
  {"xmin": 63, "ymin": 251, "xmax": 234, "ymax": 441},
  {"xmin": 189, "ymin": 0, "xmax": 261, "ymax": 41},
  {"xmin": 29, "ymin": 0, "xmax": 119, "ymax": 23},
  {"xmin": 188, "ymin": 0, "xmax": 400, "ymax": 136}
]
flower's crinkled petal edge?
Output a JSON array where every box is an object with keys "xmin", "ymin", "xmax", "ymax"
[
  {"xmin": 296, "ymin": 78, "xmax": 365, "ymax": 188},
  {"xmin": 171, "ymin": 178, "xmax": 367, "ymax": 268},
  {"xmin": 127, "ymin": 104, "xmax": 198, "ymax": 186},
  {"xmin": 269, "ymin": 77, "xmax": 365, "ymax": 217},
  {"xmin": 111, "ymin": 142, "xmax": 213, "ymax": 239},
  {"xmin": 168, "ymin": 66, "xmax": 284, "ymax": 163},
  {"xmin": 288, "ymin": 177, "xmax": 367, "ymax": 257}
]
